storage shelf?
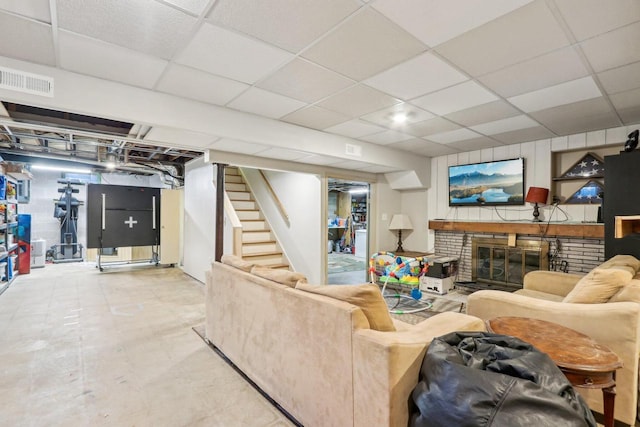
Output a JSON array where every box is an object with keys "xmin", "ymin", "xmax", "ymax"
[{"xmin": 615, "ymin": 215, "xmax": 640, "ymax": 238}]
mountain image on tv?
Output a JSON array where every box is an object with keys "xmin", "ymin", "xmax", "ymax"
[{"xmin": 449, "ymin": 159, "xmax": 524, "ymax": 205}]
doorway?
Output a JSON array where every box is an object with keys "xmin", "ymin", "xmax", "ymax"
[{"xmin": 327, "ymin": 179, "xmax": 369, "ymax": 284}]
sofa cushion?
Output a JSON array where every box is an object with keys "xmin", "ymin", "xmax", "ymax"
[
  {"xmin": 608, "ymin": 279, "xmax": 640, "ymax": 303},
  {"xmin": 296, "ymin": 283, "xmax": 396, "ymax": 332},
  {"xmin": 599, "ymin": 255, "xmax": 640, "ymax": 274},
  {"xmin": 563, "ymin": 267, "xmax": 633, "ymax": 303},
  {"xmin": 515, "ymin": 289, "xmax": 565, "ymax": 302},
  {"xmin": 220, "ymin": 254, "xmax": 254, "ymax": 273},
  {"xmin": 251, "ymin": 265, "xmax": 307, "ymax": 288}
]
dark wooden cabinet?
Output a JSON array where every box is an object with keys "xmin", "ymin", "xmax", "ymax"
[{"xmin": 604, "ymin": 150, "xmax": 640, "ymax": 259}]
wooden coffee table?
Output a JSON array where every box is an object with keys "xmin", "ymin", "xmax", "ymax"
[{"xmin": 487, "ymin": 316, "xmax": 623, "ymax": 427}]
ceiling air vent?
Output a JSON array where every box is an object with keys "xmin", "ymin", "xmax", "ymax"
[{"xmin": 0, "ymin": 66, "xmax": 54, "ymax": 98}]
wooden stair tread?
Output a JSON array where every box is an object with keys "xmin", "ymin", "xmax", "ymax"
[
  {"xmin": 243, "ymin": 240, "xmax": 277, "ymax": 245},
  {"xmin": 243, "ymin": 251, "xmax": 284, "ymax": 258}
]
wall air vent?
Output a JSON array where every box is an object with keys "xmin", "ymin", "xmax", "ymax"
[
  {"xmin": 0, "ymin": 66, "xmax": 54, "ymax": 98},
  {"xmin": 345, "ymin": 143, "xmax": 362, "ymax": 157}
]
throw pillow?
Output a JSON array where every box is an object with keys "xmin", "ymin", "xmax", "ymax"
[
  {"xmin": 608, "ymin": 279, "xmax": 640, "ymax": 303},
  {"xmin": 296, "ymin": 283, "xmax": 396, "ymax": 332},
  {"xmin": 599, "ymin": 255, "xmax": 640, "ymax": 274},
  {"xmin": 220, "ymin": 254, "xmax": 254, "ymax": 273},
  {"xmin": 251, "ymin": 265, "xmax": 307, "ymax": 288},
  {"xmin": 563, "ymin": 267, "xmax": 633, "ymax": 304}
]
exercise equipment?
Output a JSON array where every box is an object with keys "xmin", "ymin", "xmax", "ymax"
[{"xmin": 50, "ymin": 179, "xmax": 84, "ymax": 263}]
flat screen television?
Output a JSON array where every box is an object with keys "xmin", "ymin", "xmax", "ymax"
[{"xmin": 449, "ymin": 158, "xmax": 525, "ymax": 206}]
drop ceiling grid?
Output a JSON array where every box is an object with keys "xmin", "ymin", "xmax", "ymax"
[{"xmin": 0, "ymin": 1, "xmax": 639, "ymax": 164}]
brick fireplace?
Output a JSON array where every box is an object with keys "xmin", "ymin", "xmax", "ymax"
[{"xmin": 429, "ymin": 220, "xmax": 604, "ymax": 291}]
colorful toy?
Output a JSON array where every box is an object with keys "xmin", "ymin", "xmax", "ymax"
[{"xmin": 369, "ymin": 252, "xmax": 432, "ymax": 314}]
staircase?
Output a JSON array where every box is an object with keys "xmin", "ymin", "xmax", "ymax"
[{"xmin": 224, "ymin": 167, "xmax": 290, "ymax": 270}]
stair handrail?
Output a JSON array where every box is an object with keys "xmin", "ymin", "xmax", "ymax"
[{"xmin": 258, "ymin": 170, "xmax": 290, "ymax": 226}]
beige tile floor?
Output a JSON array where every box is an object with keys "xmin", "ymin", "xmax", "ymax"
[{"xmin": 0, "ymin": 262, "xmax": 296, "ymax": 427}]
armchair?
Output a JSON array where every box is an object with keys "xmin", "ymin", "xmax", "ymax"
[{"xmin": 467, "ymin": 255, "xmax": 640, "ymax": 426}]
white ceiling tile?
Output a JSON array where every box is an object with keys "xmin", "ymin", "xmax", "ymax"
[
  {"xmin": 402, "ymin": 117, "xmax": 460, "ymax": 137},
  {"xmin": 57, "ymin": 0, "xmax": 197, "ymax": 59},
  {"xmin": 446, "ymin": 137, "xmax": 504, "ymax": 151},
  {"xmin": 611, "ymin": 88, "xmax": 640, "ymax": 124},
  {"xmin": 162, "ymin": 0, "xmax": 209, "ymax": 15},
  {"xmin": 411, "ymin": 80, "xmax": 498, "ymax": 115},
  {"xmin": 477, "ymin": 46, "xmax": 589, "ymax": 97},
  {"xmin": 0, "ymin": 0, "xmax": 51, "ymax": 23},
  {"xmin": 598, "ymin": 61, "xmax": 640, "ymax": 95},
  {"xmin": 388, "ymin": 138, "xmax": 459, "ymax": 157},
  {"xmin": 207, "ymin": 0, "xmax": 360, "ymax": 53},
  {"xmin": 530, "ymin": 98, "xmax": 620, "ymax": 136},
  {"xmin": 490, "ymin": 126, "xmax": 556, "ymax": 144},
  {"xmin": 359, "ymin": 130, "xmax": 413, "ymax": 145},
  {"xmin": 435, "ymin": 1, "xmax": 569, "ymax": 76},
  {"xmin": 301, "ymin": 8, "xmax": 427, "ymax": 80},
  {"xmin": 209, "ymin": 138, "xmax": 268, "ymax": 154},
  {"xmin": 281, "ymin": 106, "xmax": 350, "ymax": 130},
  {"xmin": 581, "ymin": 22, "xmax": 640, "ymax": 72},
  {"xmin": 427, "ymin": 128, "xmax": 483, "ymax": 144},
  {"xmin": 364, "ymin": 52, "xmax": 468, "ymax": 100},
  {"xmin": 256, "ymin": 147, "xmax": 309, "ymax": 161},
  {"xmin": 555, "ymin": 0, "xmax": 640, "ymax": 41},
  {"xmin": 508, "ymin": 77, "xmax": 602, "ymax": 113},
  {"xmin": 325, "ymin": 120, "xmax": 386, "ymax": 139},
  {"xmin": 361, "ymin": 103, "xmax": 434, "ymax": 128},
  {"xmin": 445, "ymin": 100, "xmax": 520, "ymax": 127},
  {"xmin": 256, "ymin": 58, "xmax": 354, "ymax": 103},
  {"xmin": 145, "ymin": 126, "xmax": 217, "ymax": 148},
  {"xmin": 175, "ymin": 23, "xmax": 294, "ymax": 83},
  {"xmin": 59, "ymin": 31, "xmax": 168, "ymax": 89},
  {"xmin": 317, "ymin": 84, "xmax": 399, "ymax": 117},
  {"xmin": 227, "ymin": 87, "xmax": 306, "ymax": 119},
  {"xmin": 156, "ymin": 63, "xmax": 249, "ymax": 105},
  {"xmin": 0, "ymin": 11, "xmax": 55, "ymax": 65},
  {"xmin": 470, "ymin": 115, "xmax": 539, "ymax": 136},
  {"xmin": 373, "ymin": 0, "xmax": 532, "ymax": 47}
]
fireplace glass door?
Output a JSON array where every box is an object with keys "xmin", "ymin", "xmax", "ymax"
[{"xmin": 473, "ymin": 238, "xmax": 548, "ymax": 290}]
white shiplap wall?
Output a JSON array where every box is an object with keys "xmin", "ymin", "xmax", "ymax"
[{"xmin": 426, "ymin": 124, "xmax": 638, "ymax": 250}]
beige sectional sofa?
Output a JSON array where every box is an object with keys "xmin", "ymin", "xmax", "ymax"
[
  {"xmin": 467, "ymin": 255, "xmax": 640, "ymax": 426},
  {"xmin": 205, "ymin": 255, "xmax": 485, "ymax": 427}
]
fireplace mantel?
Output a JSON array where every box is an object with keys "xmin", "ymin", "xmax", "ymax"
[{"xmin": 429, "ymin": 220, "xmax": 604, "ymax": 238}]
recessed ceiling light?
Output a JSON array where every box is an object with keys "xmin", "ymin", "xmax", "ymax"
[{"xmin": 392, "ymin": 112, "xmax": 408, "ymax": 124}]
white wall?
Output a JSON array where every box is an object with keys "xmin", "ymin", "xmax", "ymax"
[
  {"xmin": 243, "ymin": 168, "xmax": 323, "ymax": 284},
  {"xmin": 183, "ymin": 158, "xmax": 215, "ymax": 283},
  {"xmin": 426, "ymin": 124, "xmax": 637, "ymax": 250}
]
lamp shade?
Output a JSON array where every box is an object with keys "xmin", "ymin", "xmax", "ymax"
[
  {"xmin": 525, "ymin": 187, "xmax": 549, "ymax": 205},
  {"xmin": 389, "ymin": 214, "xmax": 413, "ymax": 231}
]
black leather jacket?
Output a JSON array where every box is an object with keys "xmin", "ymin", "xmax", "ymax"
[{"xmin": 410, "ymin": 332, "xmax": 596, "ymax": 427}]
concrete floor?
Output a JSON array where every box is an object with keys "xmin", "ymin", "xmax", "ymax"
[{"xmin": 0, "ymin": 262, "xmax": 296, "ymax": 426}]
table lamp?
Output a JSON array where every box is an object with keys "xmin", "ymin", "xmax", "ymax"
[
  {"xmin": 389, "ymin": 214, "xmax": 413, "ymax": 252},
  {"xmin": 525, "ymin": 187, "xmax": 549, "ymax": 222}
]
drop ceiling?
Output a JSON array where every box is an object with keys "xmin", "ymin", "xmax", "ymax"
[{"xmin": 0, "ymin": 0, "xmax": 639, "ymax": 174}]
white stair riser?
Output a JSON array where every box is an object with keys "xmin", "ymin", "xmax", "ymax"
[
  {"xmin": 232, "ymin": 200, "xmax": 257, "ymax": 210},
  {"xmin": 247, "ymin": 255, "xmax": 285, "ymax": 266},
  {"xmin": 226, "ymin": 183, "xmax": 247, "ymax": 192},
  {"xmin": 242, "ymin": 232, "xmax": 272, "ymax": 243},
  {"xmin": 225, "ymin": 175, "xmax": 243, "ymax": 183},
  {"xmin": 237, "ymin": 210, "xmax": 262, "ymax": 220},
  {"xmin": 243, "ymin": 243, "xmax": 278, "ymax": 255},
  {"xmin": 227, "ymin": 191, "xmax": 252, "ymax": 201},
  {"xmin": 242, "ymin": 221, "xmax": 268, "ymax": 231}
]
